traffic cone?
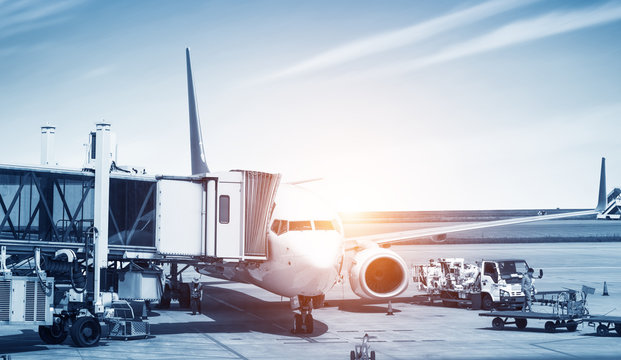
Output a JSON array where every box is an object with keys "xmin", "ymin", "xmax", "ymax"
[
  {"xmin": 603, "ymin": 282, "xmax": 609, "ymax": 296},
  {"xmin": 386, "ymin": 301, "xmax": 394, "ymax": 315}
]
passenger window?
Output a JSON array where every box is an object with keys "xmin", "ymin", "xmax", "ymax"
[
  {"xmin": 271, "ymin": 220, "xmax": 280, "ymax": 234},
  {"xmin": 289, "ymin": 221, "xmax": 312, "ymax": 231},
  {"xmin": 314, "ymin": 220, "xmax": 334, "ymax": 230},
  {"xmin": 219, "ymin": 195, "xmax": 230, "ymax": 224}
]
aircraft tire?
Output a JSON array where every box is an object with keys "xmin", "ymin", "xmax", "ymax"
[{"xmin": 305, "ymin": 314, "xmax": 313, "ymax": 333}]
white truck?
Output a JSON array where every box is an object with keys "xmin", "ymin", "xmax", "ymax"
[{"xmin": 414, "ymin": 258, "xmax": 542, "ymax": 310}]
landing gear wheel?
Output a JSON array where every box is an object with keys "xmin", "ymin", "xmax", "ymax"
[
  {"xmin": 70, "ymin": 317, "xmax": 101, "ymax": 347},
  {"xmin": 292, "ymin": 313, "xmax": 303, "ymax": 334},
  {"xmin": 544, "ymin": 321, "xmax": 556, "ymax": 333},
  {"xmin": 38, "ymin": 325, "xmax": 68, "ymax": 344},
  {"xmin": 566, "ymin": 320, "xmax": 577, "ymax": 332},
  {"xmin": 370, "ymin": 350, "xmax": 376, "ymax": 360},
  {"xmin": 596, "ymin": 324, "xmax": 609, "ymax": 336},
  {"xmin": 178, "ymin": 283, "xmax": 190, "ymax": 309},
  {"xmin": 482, "ymin": 294, "xmax": 493, "ymax": 310},
  {"xmin": 350, "ymin": 350, "xmax": 356, "ymax": 360},
  {"xmin": 515, "ymin": 318, "xmax": 527, "ymax": 329},
  {"xmin": 304, "ymin": 314, "xmax": 314, "ymax": 334},
  {"xmin": 615, "ymin": 323, "xmax": 621, "ymax": 336},
  {"xmin": 492, "ymin": 317, "xmax": 504, "ymax": 330}
]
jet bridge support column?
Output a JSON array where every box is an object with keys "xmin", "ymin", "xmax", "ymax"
[{"xmin": 93, "ymin": 122, "xmax": 112, "ymax": 314}]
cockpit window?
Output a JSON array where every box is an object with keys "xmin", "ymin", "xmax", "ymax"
[
  {"xmin": 289, "ymin": 220, "xmax": 312, "ymax": 231},
  {"xmin": 277, "ymin": 220, "xmax": 288, "ymax": 235},
  {"xmin": 271, "ymin": 219, "xmax": 341, "ymax": 236},
  {"xmin": 271, "ymin": 220, "xmax": 280, "ymax": 234},
  {"xmin": 314, "ymin": 220, "xmax": 334, "ymax": 230}
]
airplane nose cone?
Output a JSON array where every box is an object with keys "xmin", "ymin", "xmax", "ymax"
[{"xmin": 299, "ymin": 234, "xmax": 343, "ymax": 270}]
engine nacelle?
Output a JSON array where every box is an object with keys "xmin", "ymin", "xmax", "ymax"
[{"xmin": 349, "ymin": 247, "xmax": 408, "ymax": 299}]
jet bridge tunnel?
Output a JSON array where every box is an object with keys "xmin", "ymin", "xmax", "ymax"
[{"xmin": 0, "ymin": 165, "xmax": 280, "ymax": 261}]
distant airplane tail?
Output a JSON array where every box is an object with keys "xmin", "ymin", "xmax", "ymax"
[
  {"xmin": 596, "ymin": 157, "xmax": 606, "ymax": 212},
  {"xmin": 186, "ymin": 47, "xmax": 210, "ymax": 175}
]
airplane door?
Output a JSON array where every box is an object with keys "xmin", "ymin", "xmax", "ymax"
[{"xmin": 215, "ymin": 179, "xmax": 243, "ymax": 258}]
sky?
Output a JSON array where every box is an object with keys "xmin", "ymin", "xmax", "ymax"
[{"xmin": 1, "ymin": 0, "xmax": 621, "ymax": 211}]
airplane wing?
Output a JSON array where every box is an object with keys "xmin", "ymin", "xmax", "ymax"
[{"xmin": 345, "ymin": 158, "xmax": 607, "ymax": 250}]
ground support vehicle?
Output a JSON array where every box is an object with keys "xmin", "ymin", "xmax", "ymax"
[
  {"xmin": 350, "ymin": 334, "xmax": 375, "ymax": 360},
  {"xmin": 585, "ymin": 315, "xmax": 621, "ymax": 337},
  {"xmin": 105, "ymin": 300, "xmax": 151, "ymax": 341},
  {"xmin": 480, "ymin": 310, "xmax": 581, "ymax": 332},
  {"xmin": 480, "ymin": 286, "xmax": 592, "ymax": 333},
  {"xmin": 414, "ymin": 258, "xmax": 537, "ymax": 310}
]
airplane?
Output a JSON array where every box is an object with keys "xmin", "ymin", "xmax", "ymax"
[{"xmin": 184, "ymin": 48, "xmax": 607, "ymax": 334}]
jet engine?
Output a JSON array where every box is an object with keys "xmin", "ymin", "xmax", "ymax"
[{"xmin": 348, "ymin": 247, "xmax": 408, "ymax": 299}]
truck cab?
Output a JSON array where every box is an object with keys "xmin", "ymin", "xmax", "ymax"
[{"xmin": 480, "ymin": 259, "xmax": 533, "ymax": 309}]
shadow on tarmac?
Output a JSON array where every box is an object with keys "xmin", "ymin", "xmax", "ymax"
[{"xmin": 151, "ymin": 284, "xmax": 330, "ymax": 338}]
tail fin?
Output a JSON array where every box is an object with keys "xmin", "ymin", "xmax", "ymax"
[
  {"xmin": 596, "ymin": 157, "xmax": 606, "ymax": 212},
  {"xmin": 186, "ymin": 47, "xmax": 210, "ymax": 175}
]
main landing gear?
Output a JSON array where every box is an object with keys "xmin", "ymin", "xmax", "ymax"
[{"xmin": 291, "ymin": 294, "xmax": 324, "ymax": 334}]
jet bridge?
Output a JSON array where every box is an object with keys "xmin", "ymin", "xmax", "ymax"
[{"xmin": 0, "ymin": 165, "xmax": 279, "ymax": 261}]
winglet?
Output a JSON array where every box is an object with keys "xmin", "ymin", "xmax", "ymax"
[
  {"xmin": 186, "ymin": 47, "xmax": 210, "ymax": 175},
  {"xmin": 596, "ymin": 157, "xmax": 606, "ymax": 212}
]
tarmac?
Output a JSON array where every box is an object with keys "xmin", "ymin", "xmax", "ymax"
[{"xmin": 1, "ymin": 221, "xmax": 620, "ymax": 359}]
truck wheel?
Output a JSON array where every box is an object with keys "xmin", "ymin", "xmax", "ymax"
[
  {"xmin": 39, "ymin": 325, "xmax": 68, "ymax": 344},
  {"xmin": 597, "ymin": 324, "xmax": 609, "ymax": 336},
  {"xmin": 515, "ymin": 318, "xmax": 527, "ymax": 329},
  {"xmin": 70, "ymin": 317, "xmax": 101, "ymax": 347},
  {"xmin": 482, "ymin": 294, "xmax": 493, "ymax": 310},
  {"xmin": 545, "ymin": 321, "xmax": 556, "ymax": 333},
  {"xmin": 566, "ymin": 320, "xmax": 577, "ymax": 332},
  {"xmin": 492, "ymin": 317, "xmax": 504, "ymax": 330}
]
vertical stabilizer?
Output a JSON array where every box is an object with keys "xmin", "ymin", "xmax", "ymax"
[
  {"xmin": 596, "ymin": 157, "xmax": 606, "ymax": 212},
  {"xmin": 186, "ymin": 48, "xmax": 210, "ymax": 175}
]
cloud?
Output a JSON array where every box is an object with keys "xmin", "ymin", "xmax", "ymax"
[
  {"xmin": 79, "ymin": 65, "xmax": 115, "ymax": 80},
  {"xmin": 259, "ymin": 0, "xmax": 538, "ymax": 82},
  {"xmin": 376, "ymin": 2, "xmax": 621, "ymax": 76},
  {"xmin": 0, "ymin": 0, "xmax": 84, "ymax": 38}
]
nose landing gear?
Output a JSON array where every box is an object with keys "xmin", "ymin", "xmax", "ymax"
[{"xmin": 291, "ymin": 295, "xmax": 322, "ymax": 334}]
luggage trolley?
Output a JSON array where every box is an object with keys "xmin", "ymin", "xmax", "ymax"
[{"xmin": 585, "ymin": 315, "xmax": 621, "ymax": 337}]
